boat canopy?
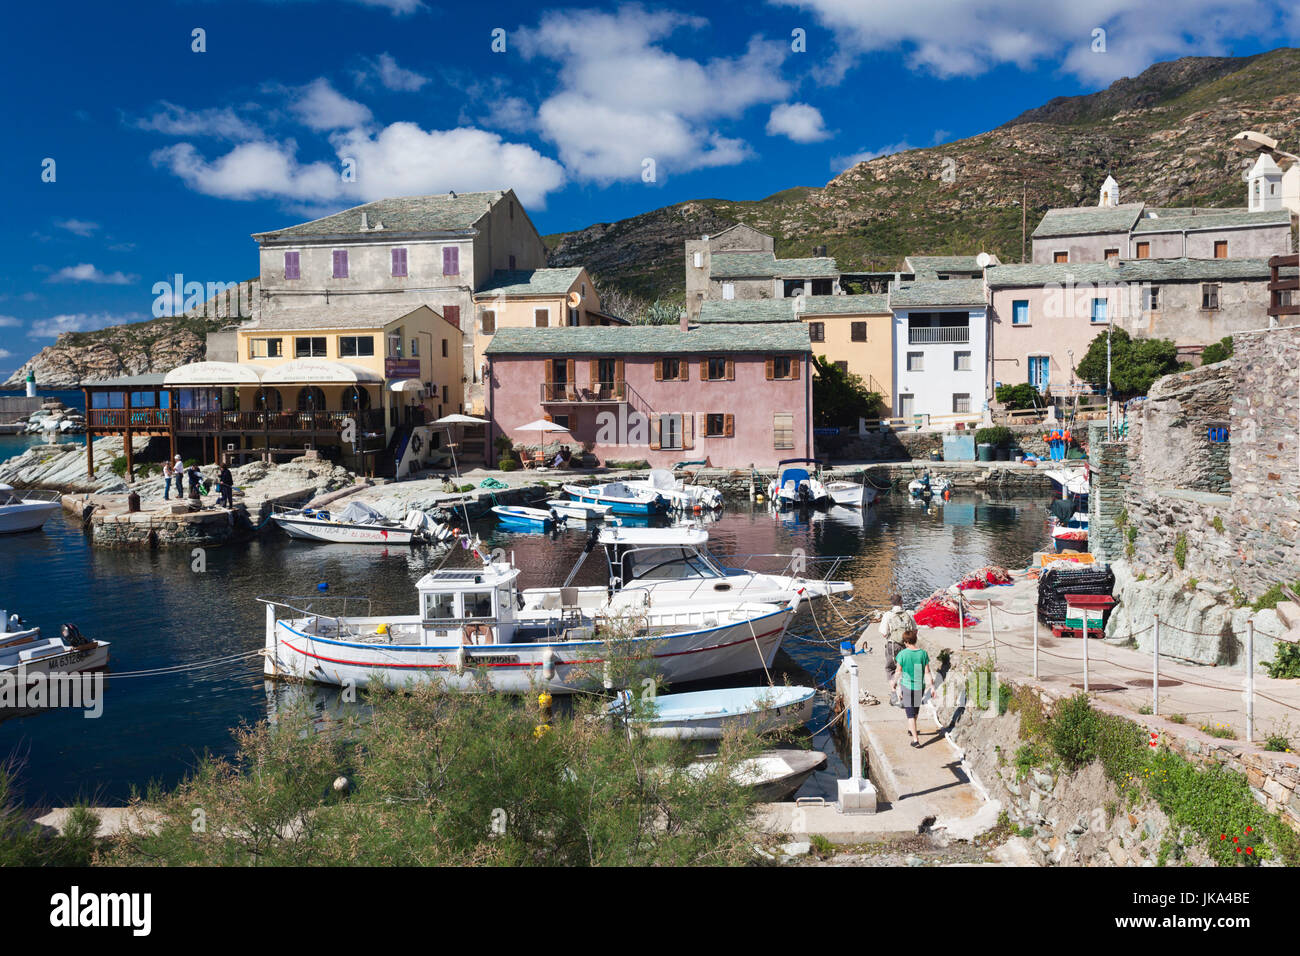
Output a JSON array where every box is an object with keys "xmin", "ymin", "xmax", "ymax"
[
  {"xmin": 779, "ymin": 468, "xmax": 810, "ymax": 486},
  {"xmin": 337, "ymin": 501, "xmax": 386, "ymax": 525},
  {"xmin": 645, "ymin": 469, "xmax": 679, "ymax": 491},
  {"xmin": 597, "ymin": 526, "xmax": 709, "ymax": 547}
]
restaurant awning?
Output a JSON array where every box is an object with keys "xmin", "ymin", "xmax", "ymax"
[
  {"xmin": 163, "ymin": 362, "xmax": 263, "ymax": 386},
  {"xmin": 389, "ymin": 379, "xmax": 426, "ymax": 393},
  {"xmin": 260, "ymin": 360, "xmax": 383, "ymax": 385}
]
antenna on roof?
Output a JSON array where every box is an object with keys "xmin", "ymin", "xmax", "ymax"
[{"xmin": 448, "ymin": 190, "xmax": 457, "ymax": 198}]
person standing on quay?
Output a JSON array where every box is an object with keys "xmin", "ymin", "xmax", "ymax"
[
  {"xmin": 162, "ymin": 458, "xmax": 174, "ymax": 500},
  {"xmin": 218, "ymin": 461, "xmax": 234, "ymax": 509},
  {"xmin": 890, "ymin": 631, "xmax": 934, "ymax": 748}
]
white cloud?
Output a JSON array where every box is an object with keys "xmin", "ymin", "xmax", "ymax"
[
  {"xmin": 332, "ymin": 123, "xmax": 566, "ymax": 208},
  {"xmin": 134, "ymin": 101, "xmax": 263, "ymax": 141},
  {"xmin": 358, "ymin": 52, "xmax": 429, "ymax": 92},
  {"xmin": 0, "ymin": 349, "xmax": 11, "ymax": 360},
  {"xmin": 47, "ymin": 263, "xmax": 138, "ymax": 285},
  {"xmin": 772, "ymin": 0, "xmax": 1283, "ymax": 84},
  {"xmin": 348, "ymin": 0, "xmax": 423, "ymax": 12},
  {"xmin": 0, "ymin": 316, "xmax": 21, "ymax": 327},
  {"xmin": 482, "ymin": 96, "xmax": 536, "ymax": 134},
  {"xmin": 27, "ymin": 312, "xmax": 147, "ymax": 339},
  {"xmin": 290, "ymin": 78, "xmax": 374, "ymax": 131},
  {"xmin": 515, "ymin": 7, "xmax": 790, "ymax": 182},
  {"xmin": 54, "ymin": 219, "xmax": 100, "ymax": 238},
  {"xmin": 766, "ymin": 103, "xmax": 831, "ymax": 143},
  {"xmin": 831, "ymin": 140, "xmax": 915, "ymax": 172},
  {"xmin": 154, "ymin": 125, "xmax": 566, "ymax": 209},
  {"xmin": 151, "ymin": 141, "xmax": 342, "ymax": 202}
]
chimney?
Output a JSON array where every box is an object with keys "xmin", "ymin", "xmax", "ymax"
[
  {"xmin": 680, "ymin": 311, "xmax": 690, "ymax": 332},
  {"xmin": 360, "ymin": 211, "xmax": 368, "ymax": 231}
]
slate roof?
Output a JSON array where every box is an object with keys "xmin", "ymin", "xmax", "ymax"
[
  {"xmin": 698, "ymin": 295, "xmax": 890, "ymax": 323},
  {"xmin": 1032, "ymin": 204, "xmax": 1144, "ymax": 239},
  {"xmin": 1130, "ymin": 208, "xmax": 1292, "ymax": 233},
  {"xmin": 243, "ymin": 305, "xmax": 446, "ymax": 331},
  {"xmin": 710, "ymin": 252, "xmax": 839, "ymax": 278},
  {"xmin": 473, "ymin": 268, "xmax": 584, "ymax": 298},
  {"xmin": 484, "ymin": 323, "xmax": 811, "ymax": 356},
  {"xmin": 985, "ymin": 258, "xmax": 1274, "ymax": 289},
  {"xmin": 889, "ymin": 279, "xmax": 987, "ymax": 308},
  {"xmin": 253, "ymin": 192, "xmax": 507, "ymax": 240}
]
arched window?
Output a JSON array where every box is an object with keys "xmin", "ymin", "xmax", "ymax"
[
  {"xmin": 297, "ymin": 386, "xmax": 326, "ymax": 411},
  {"xmin": 343, "ymin": 386, "xmax": 371, "ymax": 412},
  {"xmin": 254, "ymin": 388, "xmax": 283, "ymax": 411}
]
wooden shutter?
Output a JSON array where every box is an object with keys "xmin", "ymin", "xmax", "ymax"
[
  {"xmin": 443, "ymin": 305, "xmax": 460, "ymax": 329},
  {"xmin": 725, "ymin": 359, "xmax": 734, "ymax": 381},
  {"xmin": 679, "ymin": 361, "xmax": 688, "ymax": 382},
  {"xmin": 566, "ymin": 360, "xmax": 576, "ymax": 399},
  {"xmin": 765, "ymin": 358, "xmax": 774, "ymax": 381},
  {"xmin": 698, "ymin": 413, "xmax": 707, "ymax": 439},
  {"xmin": 724, "ymin": 414, "xmax": 734, "ymax": 438},
  {"xmin": 682, "ymin": 414, "xmax": 694, "ymax": 450},
  {"xmin": 615, "ymin": 359, "xmax": 624, "ymax": 385},
  {"xmin": 591, "ymin": 360, "xmax": 600, "ymax": 388},
  {"xmin": 791, "ymin": 356, "xmax": 800, "ymax": 380},
  {"xmin": 654, "ymin": 360, "xmax": 663, "ymax": 382},
  {"xmin": 649, "ymin": 415, "xmax": 661, "ymax": 450}
]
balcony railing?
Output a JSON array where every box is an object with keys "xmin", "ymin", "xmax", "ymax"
[
  {"xmin": 540, "ymin": 380, "xmax": 627, "ymax": 403},
  {"xmin": 88, "ymin": 408, "xmax": 172, "ymax": 429},
  {"xmin": 173, "ymin": 409, "xmax": 385, "ymax": 434},
  {"xmin": 908, "ymin": 326, "xmax": 969, "ymax": 345}
]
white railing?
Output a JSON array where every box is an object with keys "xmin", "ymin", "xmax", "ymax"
[{"xmin": 908, "ymin": 326, "xmax": 970, "ymax": 345}]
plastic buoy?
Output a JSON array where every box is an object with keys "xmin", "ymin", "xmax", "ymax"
[{"xmin": 317, "ymin": 582, "xmax": 329, "ymax": 591}]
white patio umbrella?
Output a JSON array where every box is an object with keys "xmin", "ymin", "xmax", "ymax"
[
  {"xmin": 429, "ymin": 414, "xmax": 491, "ymax": 478},
  {"xmin": 513, "ymin": 418, "xmax": 572, "ymax": 466}
]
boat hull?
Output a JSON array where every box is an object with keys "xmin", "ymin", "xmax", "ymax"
[
  {"xmin": 633, "ymin": 687, "xmax": 816, "ymax": 739},
  {"xmin": 274, "ymin": 515, "xmax": 414, "ymax": 544},
  {"xmin": 264, "ymin": 605, "xmax": 793, "ymax": 694},
  {"xmin": 0, "ymin": 501, "xmax": 60, "ymax": 534},
  {"xmin": 567, "ymin": 488, "xmax": 664, "ymax": 515}
]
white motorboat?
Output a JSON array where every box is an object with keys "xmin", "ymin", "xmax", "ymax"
[
  {"xmin": 273, "ymin": 501, "xmax": 449, "ymax": 545},
  {"xmin": 767, "ymin": 459, "xmax": 830, "ymax": 508},
  {"xmin": 695, "ymin": 748, "xmax": 827, "ymax": 802},
  {"xmin": 624, "ymin": 469, "xmax": 723, "ymax": 512},
  {"xmin": 261, "ymin": 544, "xmax": 798, "ymax": 694},
  {"xmin": 0, "ymin": 484, "xmax": 61, "ymax": 534},
  {"xmin": 564, "ymin": 481, "xmax": 667, "ymax": 516},
  {"xmin": 520, "ymin": 525, "xmax": 853, "ymax": 612},
  {"xmin": 1, "ymin": 611, "xmax": 109, "ymax": 683},
  {"xmin": 545, "ymin": 498, "xmax": 611, "ymax": 523},
  {"xmin": 491, "ymin": 505, "xmax": 557, "ymax": 532},
  {"xmin": 610, "ymin": 685, "xmax": 816, "ymax": 739},
  {"xmin": 825, "ymin": 479, "xmax": 878, "ymax": 508},
  {"xmin": 1043, "ymin": 468, "xmax": 1090, "ymax": 500}
]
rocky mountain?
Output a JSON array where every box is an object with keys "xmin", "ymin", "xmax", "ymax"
[
  {"xmin": 546, "ymin": 48, "xmax": 1300, "ymax": 303},
  {"xmin": 3, "ymin": 315, "xmax": 226, "ymax": 389}
]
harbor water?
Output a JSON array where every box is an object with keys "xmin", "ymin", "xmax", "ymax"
[{"xmin": 0, "ymin": 491, "xmax": 1056, "ymax": 806}]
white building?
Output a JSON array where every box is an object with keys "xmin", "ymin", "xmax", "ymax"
[{"xmin": 888, "ymin": 279, "xmax": 989, "ymax": 421}]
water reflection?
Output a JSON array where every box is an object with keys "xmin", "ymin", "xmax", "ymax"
[{"xmin": 0, "ymin": 492, "xmax": 1053, "ymax": 804}]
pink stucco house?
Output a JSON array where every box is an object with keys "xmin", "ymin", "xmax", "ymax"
[{"xmin": 484, "ymin": 322, "xmax": 812, "ymax": 469}]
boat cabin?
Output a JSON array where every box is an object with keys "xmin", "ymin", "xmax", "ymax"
[
  {"xmin": 415, "ymin": 564, "xmax": 522, "ymax": 640},
  {"xmin": 598, "ymin": 526, "xmax": 725, "ymax": 589}
]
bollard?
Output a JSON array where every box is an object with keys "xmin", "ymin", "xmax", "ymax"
[
  {"xmin": 958, "ymin": 593, "xmax": 965, "ymax": 651},
  {"xmin": 988, "ymin": 603, "xmax": 997, "ymax": 665},
  {"xmin": 1032, "ymin": 612, "xmax": 1039, "ymax": 680},
  {"xmin": 1246, "ymin": 618, "xmax": 1255, "ymax": 744},
  {"xmin": 1152, "ymin": 614, "xmax": 1160, "ymax": 717}
]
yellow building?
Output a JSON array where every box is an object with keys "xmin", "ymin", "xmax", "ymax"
[
  {"xmin": 471, "ymin": 267, "xmax": 626, "ymax": 410},
  {"xmin": 697, "ymin": 295, "xmax": 894, "ymax": 407},
  {"xmin": 163, "ymin": 305, "xmax": 464, "ymax": 471}
]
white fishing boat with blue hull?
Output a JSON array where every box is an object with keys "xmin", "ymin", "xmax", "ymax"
[
  {"xmin": 545, "ymin": 498, "xmax": 611, "ymax": 523},
  {"xmin": 491, "ymin": 505, "xmax": 558, "ymax": 532},
  {"xmin": 767, "ymin": 459, "xmax": 829, "ymax": 508},
  {"xmin": 564, "ymin": 481, "xmax": 666, "ymax": 516},
  {"xmin": 610, "ymin": 685, "xmax": 816, "ymax": 739},
  {"xmin": 261, "ymin": 549, "xmax": 797, "ymax": 694}
]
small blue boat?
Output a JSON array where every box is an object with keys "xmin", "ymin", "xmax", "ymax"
[
  {"xmin": 563, "ymin": 481, "xmax": 666, "ymax": 516},
  {"xmin": 491, "ymin": 505, "xmax": 558, "ymax": 532}
]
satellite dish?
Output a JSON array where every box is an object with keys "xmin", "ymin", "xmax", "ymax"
[
  {"xmin": 975, "ymin": 252, "xmax": 992, "ymax": 269},
  {"xmin": 567, "ymin": 290, "xmax": 582, "ymax": 308}
]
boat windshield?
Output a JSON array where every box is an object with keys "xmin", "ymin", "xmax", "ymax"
[
  {"xmin": 621, "ymin": 546, "xmax": 721, "ymax": 582},
  {"xmin": 0, "ymin": 490, "xmax": 20, "ymax": 506}
]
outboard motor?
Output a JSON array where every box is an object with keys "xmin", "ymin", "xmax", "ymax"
[{"xmin": 61, "ymin": 623, "xmax": 88, "ymax": 646}]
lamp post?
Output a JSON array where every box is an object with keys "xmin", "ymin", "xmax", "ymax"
[{"xmin": 1105, "ymin": 321, "xmax": 1113, "ymax": 440}]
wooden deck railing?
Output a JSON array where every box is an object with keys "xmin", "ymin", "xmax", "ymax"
[
  {"xmin": 540, "ymin": 380, "xmax": 627, "ymax": 403},
  {"xmin": 87, "ymin": 408, "xmax": 171, "ymax": 429},
  {"xmin": 174, "ymin": 409, "xmax": 385, "ymax": 433}
]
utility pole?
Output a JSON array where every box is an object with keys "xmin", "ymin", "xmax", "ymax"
[{"xmin": 1106, "ymin": 320, "xmax": 1113, "ymax": 440}]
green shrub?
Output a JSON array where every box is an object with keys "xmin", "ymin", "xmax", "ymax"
[
  {"xmin": 497, "ymin": 458, "xmax": 517, "ymax": 472},
  {"xmin": 1264, "ymin": 642, "xmax": 1300, "ymax": 680},
  {"xmin": 1174, "ymin": 535, "xmax": 1187, "ymax": 570},
  {"xmin": 1253, "ymin": 580, "xmax": 1300, "ymax": 612},
  {"xmin": 1049, "ymin": 694, "xmax": 1099, "ymax": 770},
  {"xmin": 1200, "ymin": 722, "xmax": 1237, "ymax": 740},
  {"xmin": 1013, "ymin": 742, "xmax": 1051, "ymax": 779},
  {"xmin": 1200, "ymin": 336, "xmax": 1234, "ymax": 366},
  {"xmin": 110, "ymin": 455, "xmax": 128, "ymax": 477},
  {"xmin": 973, "ymin": 426, "xmax": 1012, "ymax": 447},
  {"xmin": 995, "ymin": 383, "xmax": 1041, "ymax": 411},
  {"xmin": 1264, "ymin": 732, "xmax": 1292, "ymax": 753},
  {"xmin": 1211, "ymin": 515, "xmax": 1225, "ymax": 534}
]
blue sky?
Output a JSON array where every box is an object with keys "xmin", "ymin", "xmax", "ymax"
[{"xmin": 2, "ymin": 0, "xmax": 1296, "ymax": 377}]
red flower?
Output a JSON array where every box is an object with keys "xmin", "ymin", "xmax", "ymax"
[
  {"xmin": 1245, "ymin": 826, "xmax": 1253, "ymax": 833},
  {"xmin": 1246, "ymin": 847, "xmax": 1253, "ymax": 854}
]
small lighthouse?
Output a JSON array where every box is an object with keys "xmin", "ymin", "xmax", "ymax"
[{"xmin": 24, "ymin": 369, "xmax": 35, "ymax": 399}]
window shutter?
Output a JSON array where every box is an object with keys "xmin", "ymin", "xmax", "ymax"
[
  {"xmin": 566, "ymin": 360, "xmax": 576, "ymax": 398},
  {"xmin": 443, "ymin": 305, "xmax": 460, "ymax": 329},
  {"xmin": 284, "ymin": 251, "xmax": 300, "ymax": 279},
  {"xmin": 678, "ymin": 361, "xmax": 688, "ymax": 382},
  {"xmin": 544, "ymin": 361, "xmax": 554, "ymax": 386},
  {"xmin": 726, "ymin": 359, "xmax": 734, "ymax": 381},
  {"xmin": 654, "ymin": 360, "xmax": 663, "ymax": 382},
  {"xmin": 590, "ymin": 360, "xmax": 599, "ymax": 388},
  {"xmin": 791, "ymin": 356, "xmax": 800, "ymax": 380},
  {"xmin": 682, "ymin": 414, "xmax": 694, "ymax": 450},
  {"xmin": 700, "ymin": 359, "xmax": 708, "ymax": 381},
  {"xmin": 765, "ymin": 358, "xmax": 774, "ymax": 381},
  {"xmin": 649, "ymin": 415, "xmax": 661, "ymax": 450},
  {"xmin": 615, "ymin": 359, "xmax": 624, "ymax": 388},
  {"xmin": 443, "ymin": 247, "xmax": 459, "ymax": 276},
  {"xmin": 724, "ymin": 414, "xmax": 734, "ymax": 438},
  {"xmin": 697, "ymin": 413, "xmax": 707, "ymax": 439}
]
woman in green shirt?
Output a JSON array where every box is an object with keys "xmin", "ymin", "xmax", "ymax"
[{"xmin": 890, "ymin": 633, "xmax": 933, "ymax": 747}]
